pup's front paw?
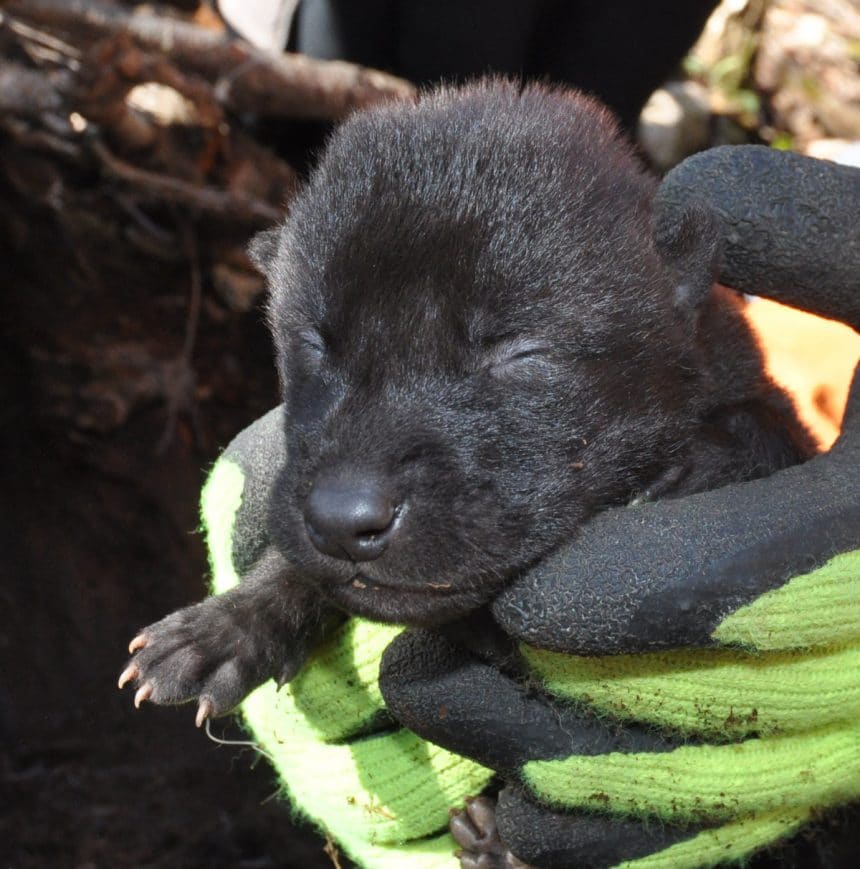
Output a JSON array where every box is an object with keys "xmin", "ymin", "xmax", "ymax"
[
  {"xmin": 450, "ymin": 797, "xmax": 533, "ymax": 869},
  {"xmin": 118, "ymin": 599, "xmax": 267, "ymax": 727}
]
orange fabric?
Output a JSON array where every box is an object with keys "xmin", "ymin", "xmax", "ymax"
[{"xmin": 745, "ymin": 298, "xmax": 860, "ymax": 449}]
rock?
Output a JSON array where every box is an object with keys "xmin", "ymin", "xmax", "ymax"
[{"xmin": 637, "ymin": 80, "xmax": 712, "ymax": 171}]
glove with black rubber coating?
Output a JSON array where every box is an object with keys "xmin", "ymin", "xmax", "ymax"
[{"xmin": 378, "ymin": 145, "xmax": 860, "ymax": 868}]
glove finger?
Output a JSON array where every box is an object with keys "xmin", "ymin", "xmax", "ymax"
[
  {"xmin": 492, "ymin": 387, "xmax": 860, "ymax": 656},
  {"xmin": 524, "ymin": 719, "xmax": 860, "ymax": 824},
  {"xmin": 493, "ymin": 785, "xmax": 701, "ymax": 868},
  {"xmin": 624, "ymin": 808, "xmax": 813, "ymax": 869},
  {"xmin": 212, "ymin": 405, "xmax": 286, "ymax": 577},
  {"xmin": 636, "ymin": 803, "xmax": 860, "ymax": 869},
  {"xmin": 656, "ymin": 146, "xmax": 860, "ymax": 329},
  {"xmin": 713, "ymin": 365, "xmax": 859, "ymax": 651},
  {"xmin": 379, "ymin": 629, "xmax": 678, "ymax": 778},
  {"xmin": 487, "ymin": 788, "xmax": 816, "ymax": 869},
  {"xmin": 522, "ymin": 640, "xmax": 860, "ymax": 738}
]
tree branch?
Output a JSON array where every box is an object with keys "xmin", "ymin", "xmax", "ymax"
[{"xmin": 5, "ymin": 0, "xmax": 415, "ymax": 120}]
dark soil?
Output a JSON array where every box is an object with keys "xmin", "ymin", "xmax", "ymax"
[{"xmin": 0, "ymin": 177, "xmax": 335, "ymax": 869}]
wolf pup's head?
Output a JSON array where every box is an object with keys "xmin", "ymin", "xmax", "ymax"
[{"xmin": 251, "ymin": 81, "xmax": 721, "ymax": 626}]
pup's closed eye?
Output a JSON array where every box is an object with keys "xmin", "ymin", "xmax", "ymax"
[
  {"xmin": 298, "ymin": 329, "xmax": 327, "ymax": 367},
  {"xmin": 484, "ymin": 337, "xmax": 553, "ymax": 378}
]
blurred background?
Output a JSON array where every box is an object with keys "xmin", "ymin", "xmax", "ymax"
[{"xmin": 1, "ymin": 1, "xmax": 858, "ymax": 866}]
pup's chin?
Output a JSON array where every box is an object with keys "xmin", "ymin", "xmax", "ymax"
[{"xmin": 321, "ymin": 574, "xmax": 494, "ymax": 627}]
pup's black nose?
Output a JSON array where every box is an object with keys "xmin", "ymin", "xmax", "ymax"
[{"xmin": 304, "ymin": 470, "xmax": 401, "ymax": 562}]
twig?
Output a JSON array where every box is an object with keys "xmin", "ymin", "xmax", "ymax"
[
  {"xmin": 0, "ymin": 60, "xmax": 65, "ymax": 115},
  {"xmin": 6, "ymin": 16, "xmax": 82, "ymax": 60},
  {"xmin": 0, "ymin": 115, "xmax": 82, "ymax": 161},
  {"xmin": 323, "ymin": 831, "xmax": 344, "ymax": 869},
  {"xmin": 113, "ymin": 193, "xmax": 176, "ymax": 246},
  {"xmin": 179, "ymin": 225, "xmax": 202, "ymax": 366},
  {"xmin": 90, "ymin": 138, "xmax": 282, "ymax": 224},
  {"xmin": 157, "ymin": 222, "xmax": 203, "ymax": 454}
]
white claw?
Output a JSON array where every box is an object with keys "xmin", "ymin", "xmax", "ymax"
[
  {"xmin": 128, "ymin": 634, "xmax": 148, "ymax": 654},
  {"xmin": 196, "ymin": 698, "xmax": 214, "ymax": 728},
  {"xmin": 134, "ymin": 683, "xmax": 153, "ymax": 708},
  {"xmin": 118, "ymin": 663, "xmax": 139, "ymax": 689}
]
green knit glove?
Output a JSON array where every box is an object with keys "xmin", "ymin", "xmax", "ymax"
[
  {"xmin": 203, "ymin": 412, "xmax": 492, "ymax": 869},
  {"xmin": 520, "ymin": 551, "xmax": 860, "ymax": 867}
]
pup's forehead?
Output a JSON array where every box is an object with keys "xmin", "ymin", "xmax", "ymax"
[
  {"xmin": 313, "ymin": 208, "xmax": 569, "ymax": 356},
  {"xmin": 316, "ymin": 245, "xmax": 483, "ymax": 371},
  {"xmin": 275, "ymin": 82, "xmax": 662, "ymax": 357}
]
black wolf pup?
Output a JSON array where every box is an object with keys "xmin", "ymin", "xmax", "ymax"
[{"xmin": 120, "ymin": 80, "xmax": 810, "ymax": 727}]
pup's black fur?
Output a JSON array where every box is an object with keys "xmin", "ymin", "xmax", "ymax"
[{"xmin": 122, "ymin": 81, "xmax": 811, "ymax": 726}]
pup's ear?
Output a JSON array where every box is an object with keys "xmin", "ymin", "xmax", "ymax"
[
  {"xmin": 654, "ymin": 201, "xmax": 723, "ymax": 314},
  {"xmin": 247, "ymin": 228, "xmax": 281, "ymax": 277}
]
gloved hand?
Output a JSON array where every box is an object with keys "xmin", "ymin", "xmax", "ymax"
[
  {"xmin": 379, "ymin": 147, "xmax": 860, "ymax": 868},
  {"xmin": 206, "ymin": 145, "xmax": 859, "ymax": 869},
  {"xmin": 381, "ymin": 370, "xmax": 860, "ymax": 867}
]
